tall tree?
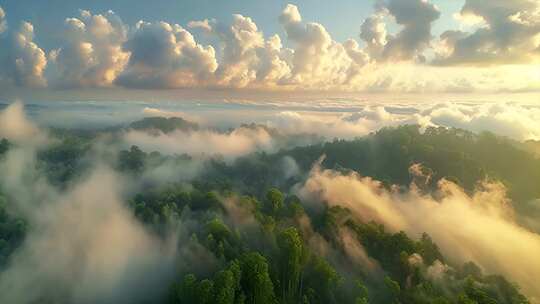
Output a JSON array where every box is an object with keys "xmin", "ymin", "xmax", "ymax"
[{"xmin": 240, "ymin": 252, "xmax": 276, "ymax": 304}]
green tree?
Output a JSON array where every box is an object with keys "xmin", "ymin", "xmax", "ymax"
[
  {"xmin": 196, "ymin": 279, "xmax": 215, "ymax": 304},
  {"xmin": 240, "ymin": 252, "xmax": 276, "ymax": 304},
  {"xmin": 278, "ymin": 227, "xmax": 306, "ymax": 303},
  {"xmin": 384, "ymin": 276, "xmax": 401, "ymax": 304},
  {"xmin": 265, "ymin": 188, "xmax": 284, "ymax": 215},
  {"xmin": 214, "ymin": 260, "xmax": 243, "ymax": 304}
]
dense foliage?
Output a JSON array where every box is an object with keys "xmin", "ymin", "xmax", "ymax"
[{"xmin": 0, "ymin": 123, "xmax": 536, "ymax": 303}]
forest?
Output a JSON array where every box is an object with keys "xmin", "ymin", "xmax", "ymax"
[{"xmin": 0, "ymin": 111, "xmax": 538, "ymax": 304}]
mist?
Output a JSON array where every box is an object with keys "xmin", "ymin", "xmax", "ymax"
[
  {"xmin": 122, "ymin": 125, "xmax": 276, "ymax": 160},
  {"xmin": 0, "ymin": 103, "xmax": 179, "ymax": 303},
  {"xmin": 0, "ymin": 100, "xmax": 538, "ymax": 303},
  {"xmin": 298, "ymin": 163, "xmax": 540, "ymax": 301}
]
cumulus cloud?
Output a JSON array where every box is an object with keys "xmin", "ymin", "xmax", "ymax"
[
  {"xmin": 360, "ymin": 14, "xmax": 387, "ymax": 58},
  {"xmin": 279, "ymin": 4, "xmax": 366, "ymax": 88},
  {"xmin": 116, "ymin": 20, "xmax": 217, "ymax": 88},
  {"xmin": 0, "ymin": 6, "xmax": 6, "ymax": 34},
  {"xmin": 360, "ymin": 0, "xmax": 440, "ymax": 62},
  {"xmin": 188, "ymin": 14, "xmax": 293, "ymax": 88},
  {"xmin": 199, "ymin": 15, "xmax": 265, "ymax": 87},
  {"xmin": 187, "ymin": 4, "xmax": 373, "ymax": 89},
  {"xmin": 0, "ymin": 2, "xmax": 537, "ymax": 93},
  {"xmin": 382, "ymin": 0, "xmax": 440, "ymax": 61},
  {"xmin": 255, "ymin": 34, "xmax": 292, "ymax": 85},
  {"xmin": 49, "ymin": 10, "xmax": 129, "ymax": 88},
  {"xmin": 434, "ymin": 0, "xmax": 540, "ymax": 65},
  {"xmin": 0, "ymin": 20, "xmax": 47, "ymax": 87},
  {"xmin": 298, "ymin": 163, "xmax": 540, "ymax": 300}
]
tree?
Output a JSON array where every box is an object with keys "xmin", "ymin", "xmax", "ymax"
[
  {"xmin": 118, "ymin": 145, "xmax": 146, "ymax": 173},
  {"xmin": 196, "ymin": 279, "xmax": 215, "ymax": 304},
  {"xmin": 240, "ymin": 252, "xmax": 276, "ymax": 304},
  {"xmin": 176, "ymin": 274, "xmax": 198, "ymax": 303},
  {"xmin": 304, "ymin": 256, "xmax": 340, "ymax": 303},
  {"xmin": 265, "ymin": 188, "xmax": 284, "ymax": 215},
  {"xmin": 0, "ymin": 139, "xmax": 10, "ymax": 155},
  {"xmin": 214, "ymin": 261, "xmax": 243, "ymax": 304},
  {"xmin": 278, "ymin": 227, "xmax": 306, "ymax": 303},
  {"xmin": 354, "ymin": 280, "xmax": 369, "ymax": 304},
  {"xmin": 384, "ymin": 276, "xmax": 401, "ymax": 304}
]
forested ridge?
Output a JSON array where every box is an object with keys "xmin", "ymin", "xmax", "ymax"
[{"xmin": 0, "ymin": 122, "xmax": 537, "ymax": 304}]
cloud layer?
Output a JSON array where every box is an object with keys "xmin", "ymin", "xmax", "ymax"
[{"xmin": 0, "ymin": 1, "xmax": 538, "ymax": 93}]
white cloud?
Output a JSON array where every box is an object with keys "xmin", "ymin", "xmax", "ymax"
[
  {"xmin": 0, "ymin": 6, "xmax": 7, "ymax": 34},
  {"xmin": 279, "ymin": 4, "xmax": 364, "ymax": 88},
  {"xmin": 211, "ymin": 14, "xmax": 265, "ymax": 87},
  {"xmin": 189, "ymin": 15, "xmax": 292, "ymax": 88},
  {"xmin": 135, "ymin": 102, "xmax": 540, "ymax": 142},
  {"xmin": 116, "ymin": 20, "xmax": 218, "ymax": 88},
  {"xmin": 424, "ymin": 102, "xmax": 540, "ymax": 141},
  {"xmin": 122, "ymin": 125, "xmax": 276, "ymax": 160},
  {"xmin": 0, "ymin": 21, "xmax": 47, "ymax": 87},
  {"xmin": 49, "ymin": 10, "xmax": 129, "ymax": 88},
  {"xmin": 0, "ymin": 2, "xmax": 538, "ymax": 93}
]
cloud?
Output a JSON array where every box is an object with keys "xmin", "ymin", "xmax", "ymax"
[
  {"xmin": 269, "ymin": 107, "xmax": 426, "ymax": 139},
  {"xmin": 187, "ymin": 19, "xmax": 212, "ymax": 32},
  {"xmin": 272, "ymin": 102, "xmax": 540, "ymax": 142},
  {"xmin": 122, "ymin": 124, "xmax": 276, "ymax": 160},
  {"xmin": 267, "ymin": 103, "xmax": 540, "ymax": 141},
  {"xmin": 204, "ymin": 14, "xmax": 266, "ymax": 87},
  {"xmin": 188, "ymin": 14, "xmax": 293, "ymax": 88},
  {"xmin": 0, "ymin": 20, "xmax": 47, "ymax": 87},
  {"xmin": 338, "ymin": 229, "xmax": 383, "ymax": 277},
  {"xmin": 360, "ymin": 14, "xmax": 387, "ymax": 58},
  {"xmin": 360, "ymin": 0, "xmax": 440, "ymax": 62},
  {"xmin": 254, "ymin": 34, "xmax": 292, "ymax": 85},
  {"xmin": 298, "ymin": 163, "xmax": 540, "ymax": 300},
  {"xmin": 424, "ymin": 102, "xmax": 540, "ymax": 141},
  {"xmin": 116, "ymin": 20, "xmax": 217, "ymax": 89},
  {"xmin": 49, "ymin": 10, "xmax": 129, "ymax": 88},
  {"xmin": 0, "ymin": 3, "xmax": 538, "ymax": 93},
  {"xmin": 434, "ymin": 0, "xmax": 540, "ymax": 65},
  {"xmin": 279, "ymin": 4, "xmax": 366, "ymax": 88},
  {"xmin": 0, "ymin": 166, "xmax": 178, "ymax": 304},
  {"xmin": 141, "ymin": 107, "xmax": 203, "ymax": 124},
  {"xmin": 0, "ymin": 104, "xmax": 190, "ymax": 304},
  {"xmin": 0, "ymin": 6, "xmax": 6, "ymax": 34},
  {"xmin": 0, "ymin": 101, "xmax": 49, "ymax": 145},
  {"xmin": 125, "ymin": 102, "xmax": 540, "ymax": 143}
]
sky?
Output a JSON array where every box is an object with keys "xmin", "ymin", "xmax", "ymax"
[{"xmin": 0, "ymin": 0, "xmax": 539, "ymax": 102}]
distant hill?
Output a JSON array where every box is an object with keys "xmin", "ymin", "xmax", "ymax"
[{"xmin": 128, "ymin": 117, "xmax": 199, "ymax": 133}]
